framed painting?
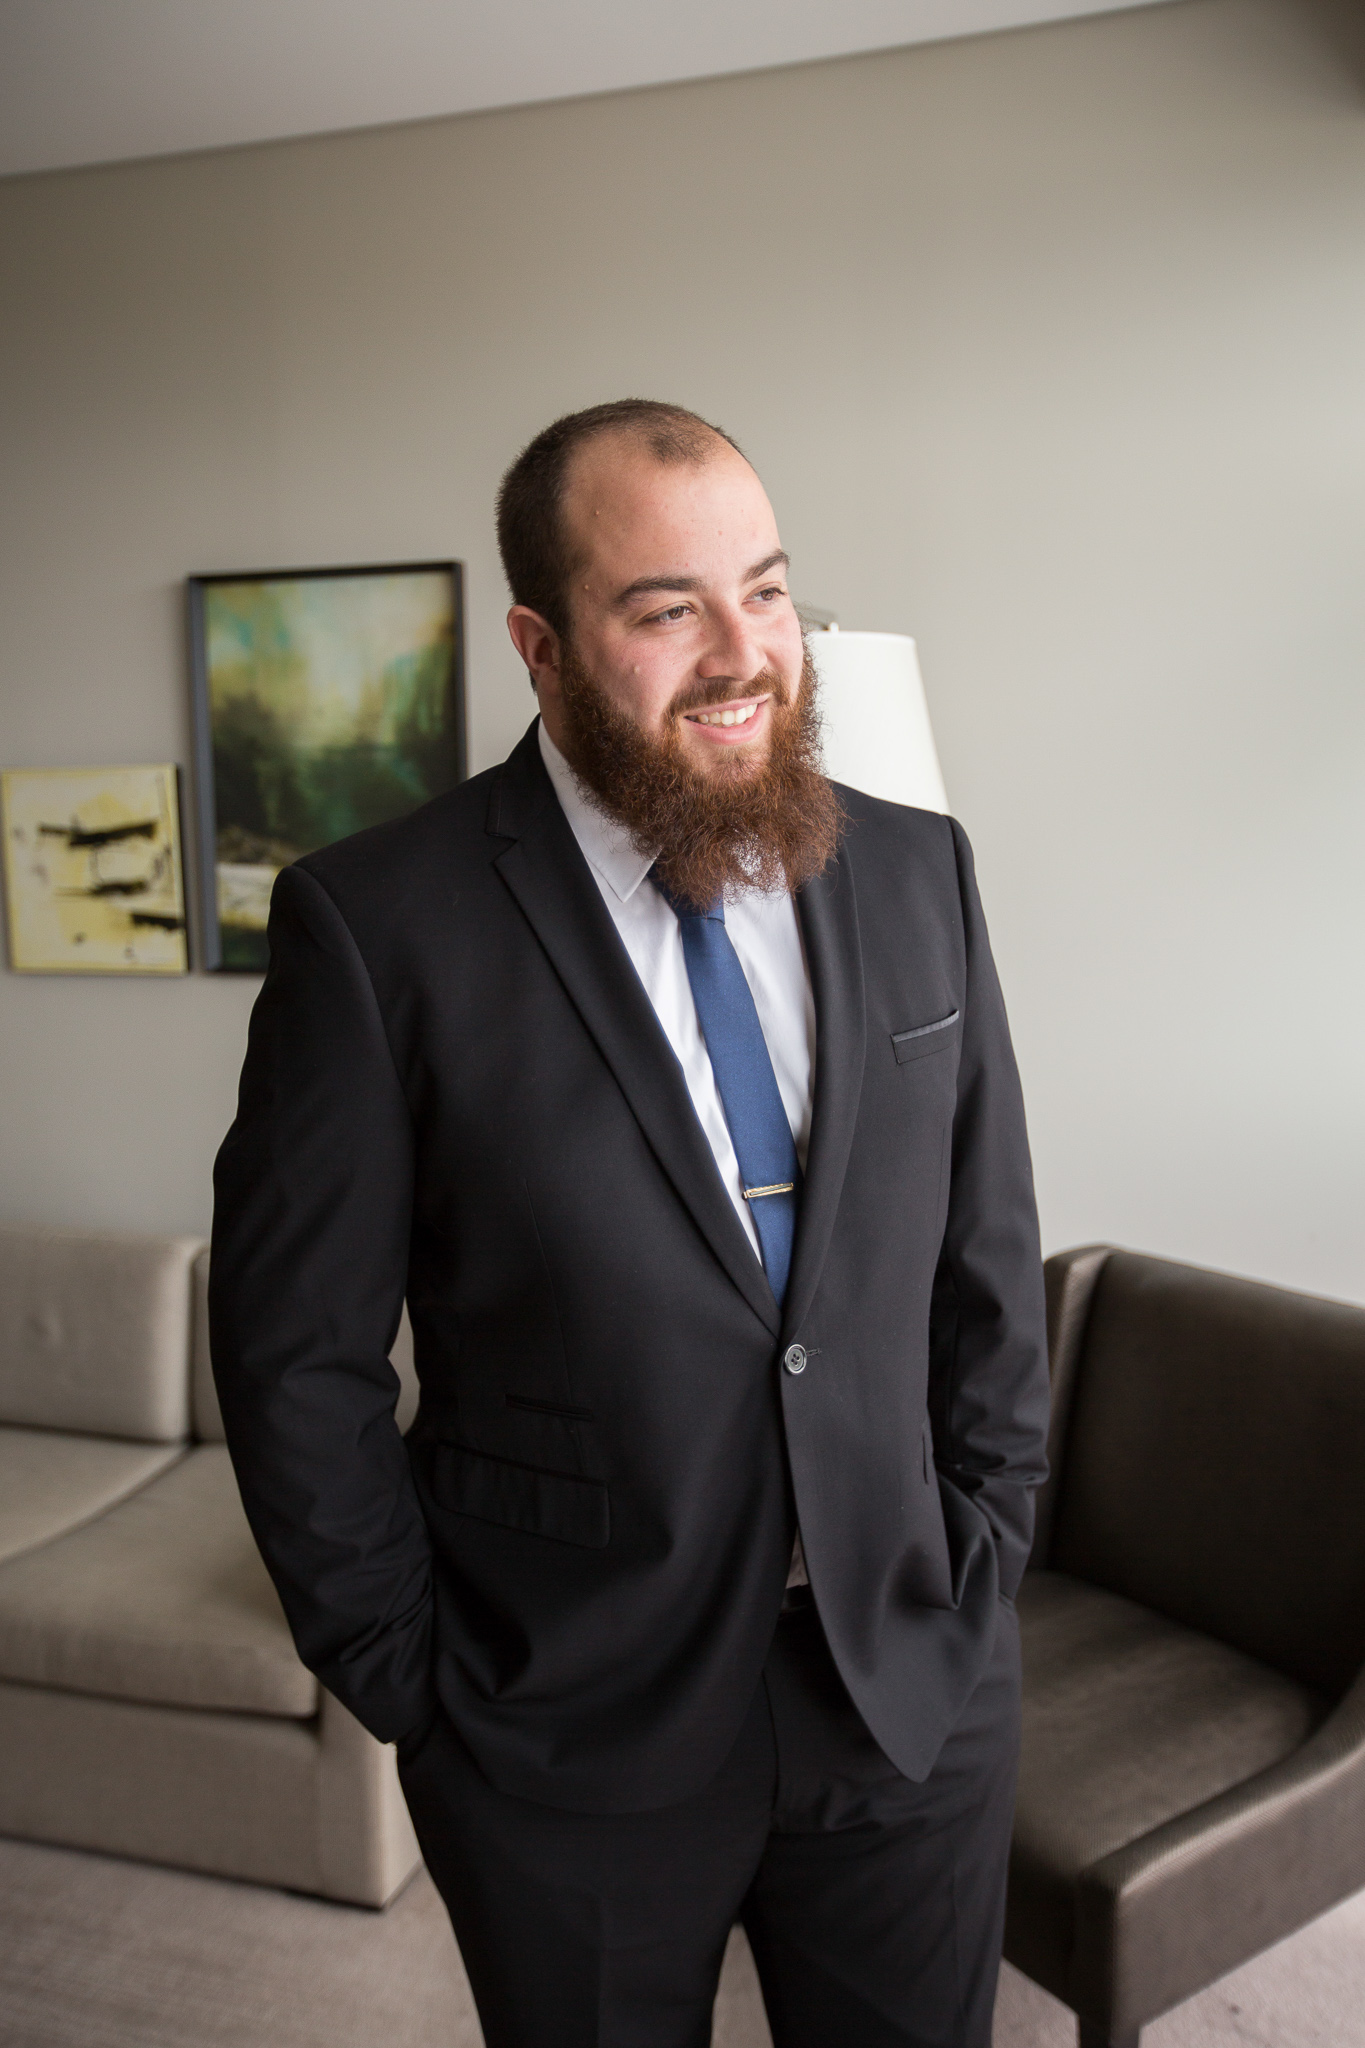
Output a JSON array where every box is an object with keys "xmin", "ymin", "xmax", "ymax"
[
  {"xmin": 0, "ymin": 763, "xmax": 188, "ymax": 974},
  {"xmin": 189, "ymin": 560, "xmax": 465, "ymax": 972}
]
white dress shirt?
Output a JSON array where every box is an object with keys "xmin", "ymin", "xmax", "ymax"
[{"xmin": 539, "ymin": 725, "xmax": 817, "ymax": 1590}]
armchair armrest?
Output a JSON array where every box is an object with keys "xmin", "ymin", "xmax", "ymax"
[
  {"xmin": 1071, "ymin": 1665, "xmax": 1365, "ymax": 2037},
  {"xmin": 1033, "ymin": 1245, "xmax": 1112, "ymax": 1566}
]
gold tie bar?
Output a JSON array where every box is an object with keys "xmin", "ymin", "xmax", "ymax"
[{"xmin": 742, "ymin": 1183, "xmax": 796, "ymax": 1201}]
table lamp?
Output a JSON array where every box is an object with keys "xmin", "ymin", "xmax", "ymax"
[{"xmin": 807, "ymin": 626, "xmax": 949, "ymax": 815}]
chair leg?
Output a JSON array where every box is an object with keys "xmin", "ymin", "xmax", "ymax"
[{"xmin": 1078, "ymin": 2023, "xmax": 1140, "ymax": 2048}]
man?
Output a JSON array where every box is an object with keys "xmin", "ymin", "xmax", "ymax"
[{"xmin": 210, "ymin": 399, "xmax": 1050, "ymax": 2048}]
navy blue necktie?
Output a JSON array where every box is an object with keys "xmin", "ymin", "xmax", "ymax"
[{"xmin": 652, "ymin": 873, "xmax": 801, "ymax": 1305}]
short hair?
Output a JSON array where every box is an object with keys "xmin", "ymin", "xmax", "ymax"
[{"xmin": 496, "ymin": 399, "xmax": 744, "ymax": 640}]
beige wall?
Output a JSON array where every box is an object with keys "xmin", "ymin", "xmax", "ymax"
[{"xmin": 2, "ymin": 0, "xmax": 1362, "ymax": 1299}]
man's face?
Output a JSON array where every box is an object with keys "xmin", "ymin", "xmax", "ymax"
[{"xmin": 517, "ymin": 435, "xmax": 806, "ymax": 776}]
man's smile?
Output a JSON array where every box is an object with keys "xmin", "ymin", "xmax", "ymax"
[{"xmin": 681, "ymin": 693, "xmax": 771, "ymax": 742}]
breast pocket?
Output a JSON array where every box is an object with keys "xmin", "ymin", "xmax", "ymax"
[{"xmin": 891, "ymin": 1009, "xmax": 960, "ymax": 1064}]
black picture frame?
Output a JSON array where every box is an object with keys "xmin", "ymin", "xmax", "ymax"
[{"xmin": 188, "ymin": 559, "xmax": 465, "ymax": 972}]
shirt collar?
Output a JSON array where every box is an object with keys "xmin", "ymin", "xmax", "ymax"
[{"xmin": 538, "ymin": 722, "xmax": 657, "ymax": 906}]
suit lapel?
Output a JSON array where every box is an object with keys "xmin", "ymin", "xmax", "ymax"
[
  {"xmin": 786, "ymin": 841, "xmax": 867, "ymax": 1339},
  {"xmin": 489, "ymin": 727, "xmax": 780, "ymax": 1337}
]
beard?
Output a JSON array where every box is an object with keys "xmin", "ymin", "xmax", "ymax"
[{"xmin": 554, "ymin": 639, "xmax": 844, "ymax": 911}]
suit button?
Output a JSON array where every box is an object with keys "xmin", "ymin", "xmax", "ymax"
[{"xmin": 783, "ymin": 1344, "xmax": 808, "ymax": 1375}]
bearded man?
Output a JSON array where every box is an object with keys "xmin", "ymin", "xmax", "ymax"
[{"xmin": 210, "ymin": 399, "xmax": 1050, "ymax": 2048}]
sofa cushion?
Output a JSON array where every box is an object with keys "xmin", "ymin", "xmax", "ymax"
[
  {"xmin": 0, "ymin": 1424, "xmax": 181, "ymax": 1565},
  {"xmin": 0, "ymin": 1445, "xmax": 317, "ymax": 1718},
  {"xmin": 1006, "ymin": 1570, "xmax": 1325, "ymax": 1996},
  {"xmin": 0, "ymin": 1226, "xmax": 203, "ymax": 1442}
]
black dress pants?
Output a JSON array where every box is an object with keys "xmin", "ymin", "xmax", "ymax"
[{"xmin": 399, "ymin": 1597, "xmax": 1020, "ymax": 2048}]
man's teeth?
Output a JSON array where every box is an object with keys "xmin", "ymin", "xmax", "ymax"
[{"xmin": 692, "ymin": 703, "xmax": 759, "ymax": 727}]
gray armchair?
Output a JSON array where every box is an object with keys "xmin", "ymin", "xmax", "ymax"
[{"xmin": 1006, "ymin": 1245, "xmax": 1365, "ymax": 2048}]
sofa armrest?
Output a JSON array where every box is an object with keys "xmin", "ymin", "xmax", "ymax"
[
  {"xmin": 316, "ymin": 1685, "xmax": 422, "ymax": 1906},
  {"xmin": 1070, "ymin": 1665, "xmax": 1365, "ymax": 2035}
]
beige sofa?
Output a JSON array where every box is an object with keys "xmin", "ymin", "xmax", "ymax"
[{"xmin": 0, "ymin": 1223, "xmax": 421, "ymax": 1906}]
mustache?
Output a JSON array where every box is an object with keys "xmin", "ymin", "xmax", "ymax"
[
  {"xmin": 554, "ymin": 634, "xmax": 841, "ymax": 909},
  {"xmin": 666, "ymin": 667, "xmax": 794, "ymax": 722}
]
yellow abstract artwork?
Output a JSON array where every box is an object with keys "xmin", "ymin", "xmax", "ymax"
[{"xmin": 1, "ymin": 765, "xmax": 189, "ymax": 974}]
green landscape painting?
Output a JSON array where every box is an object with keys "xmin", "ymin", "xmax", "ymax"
[{"xmin": 192, "ymin": 563, "xmax": 463, "ymax": 970}]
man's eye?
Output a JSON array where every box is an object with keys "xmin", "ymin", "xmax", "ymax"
[{"xmin": 652, "ymin": 605, "xmax": 690, "ymax": 623}]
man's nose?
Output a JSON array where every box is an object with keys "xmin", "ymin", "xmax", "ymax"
[{"xmin": 695, "ymin": 604, "xmax": 765, "ymax": 683}]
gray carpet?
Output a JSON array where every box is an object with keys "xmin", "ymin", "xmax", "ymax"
[{"xmin": 1, "ymin": 1832, "xmax": 1362, "ymax": 2047}]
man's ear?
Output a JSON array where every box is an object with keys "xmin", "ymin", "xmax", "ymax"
[{"xmin": 507, "ymin": 606, "xmax": 562, "ymax": 694}]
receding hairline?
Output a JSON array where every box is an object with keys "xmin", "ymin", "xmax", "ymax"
[
  {"xmin": 557, "ymin": 422, "xmax": 757, "ymax": 581},
  {"xmin": 495, "ymin": 398, "xmax": 753, "ymax": 640},
  {"xmin": 563, "ymin": 415, "xmax": 749, "ymax": 490}
]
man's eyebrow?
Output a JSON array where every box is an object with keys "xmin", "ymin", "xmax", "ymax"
[
  {"xmin": 609, "ymin": 550, "xmax": 790, "ymax": 613},
  {"xmin": 610, "ymin": 572, "xmax": 702, "ymax": 611}
]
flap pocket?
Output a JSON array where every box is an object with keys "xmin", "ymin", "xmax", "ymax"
[
  {"xmin": 431, "ymin": 1444, "xmax": 609, "ymax": 1548},
  {"xmin": 892, "ymin": 1009, "xmax": 960, "ymax": 1063}
]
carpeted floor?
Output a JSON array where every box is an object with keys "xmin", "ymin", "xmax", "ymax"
[{"xmin": 1, "ymin": 1833, "xmax": 1362, "ymax": 2047}]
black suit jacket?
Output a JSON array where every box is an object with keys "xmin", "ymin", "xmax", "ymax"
[{"xmin": 210, "ymin": 720, "xmax": 1049, "ymax": 1812}]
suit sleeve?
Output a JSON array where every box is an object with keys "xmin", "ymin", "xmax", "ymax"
[
  {"xmin": 929, "ymin": 817, "xmax": 1051, "ymax": 1600},
  {"xmin": 209, "ymin": 863, "xmax": 437, "ymax": 1747}
]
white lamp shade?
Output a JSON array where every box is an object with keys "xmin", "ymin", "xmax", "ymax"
[{"xmin": 809, "ymin": 629, "xmax": 949, "ymax": 815}]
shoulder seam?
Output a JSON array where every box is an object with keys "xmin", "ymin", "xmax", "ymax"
[{"xmin": 276, "ymin": 864, "xmax": 415, "ymax": 1129}]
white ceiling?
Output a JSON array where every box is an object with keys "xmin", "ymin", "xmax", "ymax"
[{"xmin": 0, "ymin": 0, "xmax": 1179, "ymax": 180}]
